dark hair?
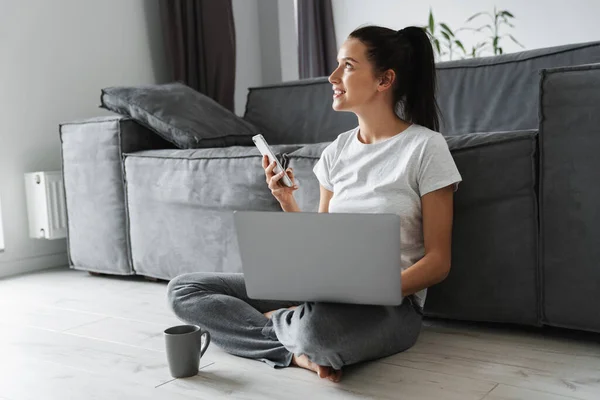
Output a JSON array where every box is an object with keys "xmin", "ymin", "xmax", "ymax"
[{"xmin": 348, "ymin": 25, "xmax": 441, "ymax": 131}]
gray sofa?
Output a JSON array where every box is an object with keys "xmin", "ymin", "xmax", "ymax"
[{"xmin": 59, "ymin": 41, "xmax": 600, "ymax": 333}]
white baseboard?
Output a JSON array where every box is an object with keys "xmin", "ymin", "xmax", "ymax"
[{"xmin": 0, "ymin": 252, "xmax": 69, "ymax": 279}]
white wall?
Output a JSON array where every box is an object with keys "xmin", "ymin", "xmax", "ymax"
[
  {"xmin": 0, "ymin": 0, "xmax": 169, "ymax": 278},
  {"xmin": 332, "ymin": 0, "xmax": 600, "ymax": 61}
]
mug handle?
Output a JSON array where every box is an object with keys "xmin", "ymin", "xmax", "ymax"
[{"xmin": 199, "ymin": 331, "xmax": 211, "ymax": 357}]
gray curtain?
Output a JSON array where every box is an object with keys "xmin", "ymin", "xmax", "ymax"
[
  {"xmin": 297, "ymin": 0, "xmax": 337, "ymax": 79},
  {"xmin": 159, "ymin": 0, "xmax": 236, "ymax": 111}
]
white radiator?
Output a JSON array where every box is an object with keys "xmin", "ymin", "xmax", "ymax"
[
  {"xmin": 24, "ymin": 171, "xmax": 67, "ymax": 240},
  {"xmin": 0, "ymin": 196, "xmax": 5, "ymax": 251}
]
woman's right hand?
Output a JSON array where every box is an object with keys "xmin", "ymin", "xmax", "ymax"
[{"xmin": 263, "ymin": 155, "xmax": 298, "ymax": 206}]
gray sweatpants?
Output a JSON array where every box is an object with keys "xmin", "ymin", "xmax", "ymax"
[{"xmin": 167, "ymin": 272, "xmax": 422, "ymax": 370}]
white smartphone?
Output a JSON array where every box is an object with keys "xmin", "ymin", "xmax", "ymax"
[{"xmin": 252, "ymin": 134, "xmax": 294, "ymax": 188}]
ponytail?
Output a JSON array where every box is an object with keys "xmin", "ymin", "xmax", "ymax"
[
  {"xmin": 349, "ymin": 25, "xmax": 441, "ymax": 131},
  {"xmin": 398, "ymin": 27, "xmax": 440, "ymax": 131}
]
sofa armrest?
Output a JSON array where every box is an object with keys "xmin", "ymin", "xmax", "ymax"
[
  {"xmin": 539, "ymin": 63, "xmax": 600, "ymax": 332},
  {"xmin": 59, "ymin": 116, "xmax": 174, "ymax": 275}
]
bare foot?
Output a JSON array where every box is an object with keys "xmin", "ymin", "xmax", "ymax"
[
  {"xmin": 292, "ymin": 354, "xmax": 342, "ymax": 383},
  {"xmin": 264, "ymin": 306, "xmax": 298, "ymax": 320}
]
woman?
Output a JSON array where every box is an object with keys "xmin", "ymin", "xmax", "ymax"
[{"xmin": 167, "ymin": 25, "xmax": 462, "ymax": 383}]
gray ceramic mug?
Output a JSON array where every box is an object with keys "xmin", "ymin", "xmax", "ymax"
[{"xmin": 164, "ymin": 324, "xmax": 211, "ymax": 378}]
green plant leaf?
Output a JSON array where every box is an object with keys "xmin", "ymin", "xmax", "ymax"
[
  {"xmin": 475, "ymin": 24, "xmax": 493, "ymax": 33},
  {"xmin": 429, "ymin": 9, "xmax": 435, "ymax": 33},
  {"xmin": 455, "ymin": 40, "xmax": 466, "ymax": 53},
  {"xmin": 455, "ymin": 27, "xmax": 478, "ymax": 32},
  {"xmin": 472, "ymin": 42, "xmax": 490, "ymax": 57},
  {"xmin": 493, "ymin": 36, "xmax": 499, "ymax": 48},
  {"xmin": 440, "ymin": 23, "xmax": 455, "ymax": 36},
  {"xmin": 441, "ymin": 31, "xmax": 451, "ymax": 41},
  {"xmin": 508, "ymin": 34, "xmax": 525, "ymax": 48},
  {"xmin": 434, "ymin": 38, "xmax": 441, "ymax": 55},
  {"xmin": 501, "ymin": 10, "xmax": 515, "ymax": 18},
  {"xmin": 499, "ymin": 47, "xmax": 503, "ymax": 55},
  {"xmin": 466, "ymin": 11, "xmax": 490, "ymax": 23}
]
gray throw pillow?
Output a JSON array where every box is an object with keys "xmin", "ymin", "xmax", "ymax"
[{"xmin": 100, "ymin": 82, "xmax": 259, "ymax": 149}]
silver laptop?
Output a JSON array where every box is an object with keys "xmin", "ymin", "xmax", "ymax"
[{"xmin": 233, "ymin": 211, "xmax": 403, "ymax": 306}]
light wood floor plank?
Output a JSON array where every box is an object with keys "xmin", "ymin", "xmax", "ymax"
[
  {"xmin": 483, "ymin": 384, "xmax": 582, "ymax": 400},
  {"xmin": 0, "ymin": 355, "xmax": 201, "ymax": 400},
  {"xmin": 63, "ymin": 316, "xmax": 169, "ymax": 352},
  {"xmin": 0, "ymin": 299, "xmax": 108, "ymax": 332},
  {"xmin": 0, "ymin": 268, "xmax": 178, "ymax": 326},
  {"xmin": 0, "ymin": 322, "xmax": 187, "ymax": 387},
  {"xmin": 417, "ymin": 328, "xmax": 600, "ymax": 373},
  {"xmin": 424, "ymin": 321, "xmax": 600, "ymax": 357},
  {"xmin": 382, "ymin": 329, "xmax": 600, "ymax": 399}
]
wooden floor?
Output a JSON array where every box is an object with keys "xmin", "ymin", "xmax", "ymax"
[{"xmin": 0, "ymin": 267, "xmax": 599, "ymax": 400}]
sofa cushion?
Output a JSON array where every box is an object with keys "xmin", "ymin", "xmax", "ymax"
[
  {"xmin": 244, "ymin": 78, "xmax": 358, "ymax": 145},
  {"xmin": 285, "ymin": 130, "xmax": 540, "ymax": 326},
  {"xmin": 101, "ymin": 82, "xmax": 259, "ymax": 149},
  {"xmin": 436, "ymin": 42, "xmax": 600, "ymax": 135},
  {"xmin": 426, "ymin": 130, "xmax": 540, "ymax": 326},
  {"xmin": 539, "ymin": 63, "xmax": 600, "ymax": 333},
  {"xmin": 123, "ymin": 144, "xmax": 302, "ymax": 279}
]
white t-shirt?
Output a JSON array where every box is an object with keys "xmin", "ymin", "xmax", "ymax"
[{"xmin": 312, "ymin": 124, "xmax": 462, "ymax": 308}]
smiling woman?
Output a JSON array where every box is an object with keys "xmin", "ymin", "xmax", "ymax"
[{"xmin": 167, "ymin": 23, "xmax": 462, "ymax": 384}]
